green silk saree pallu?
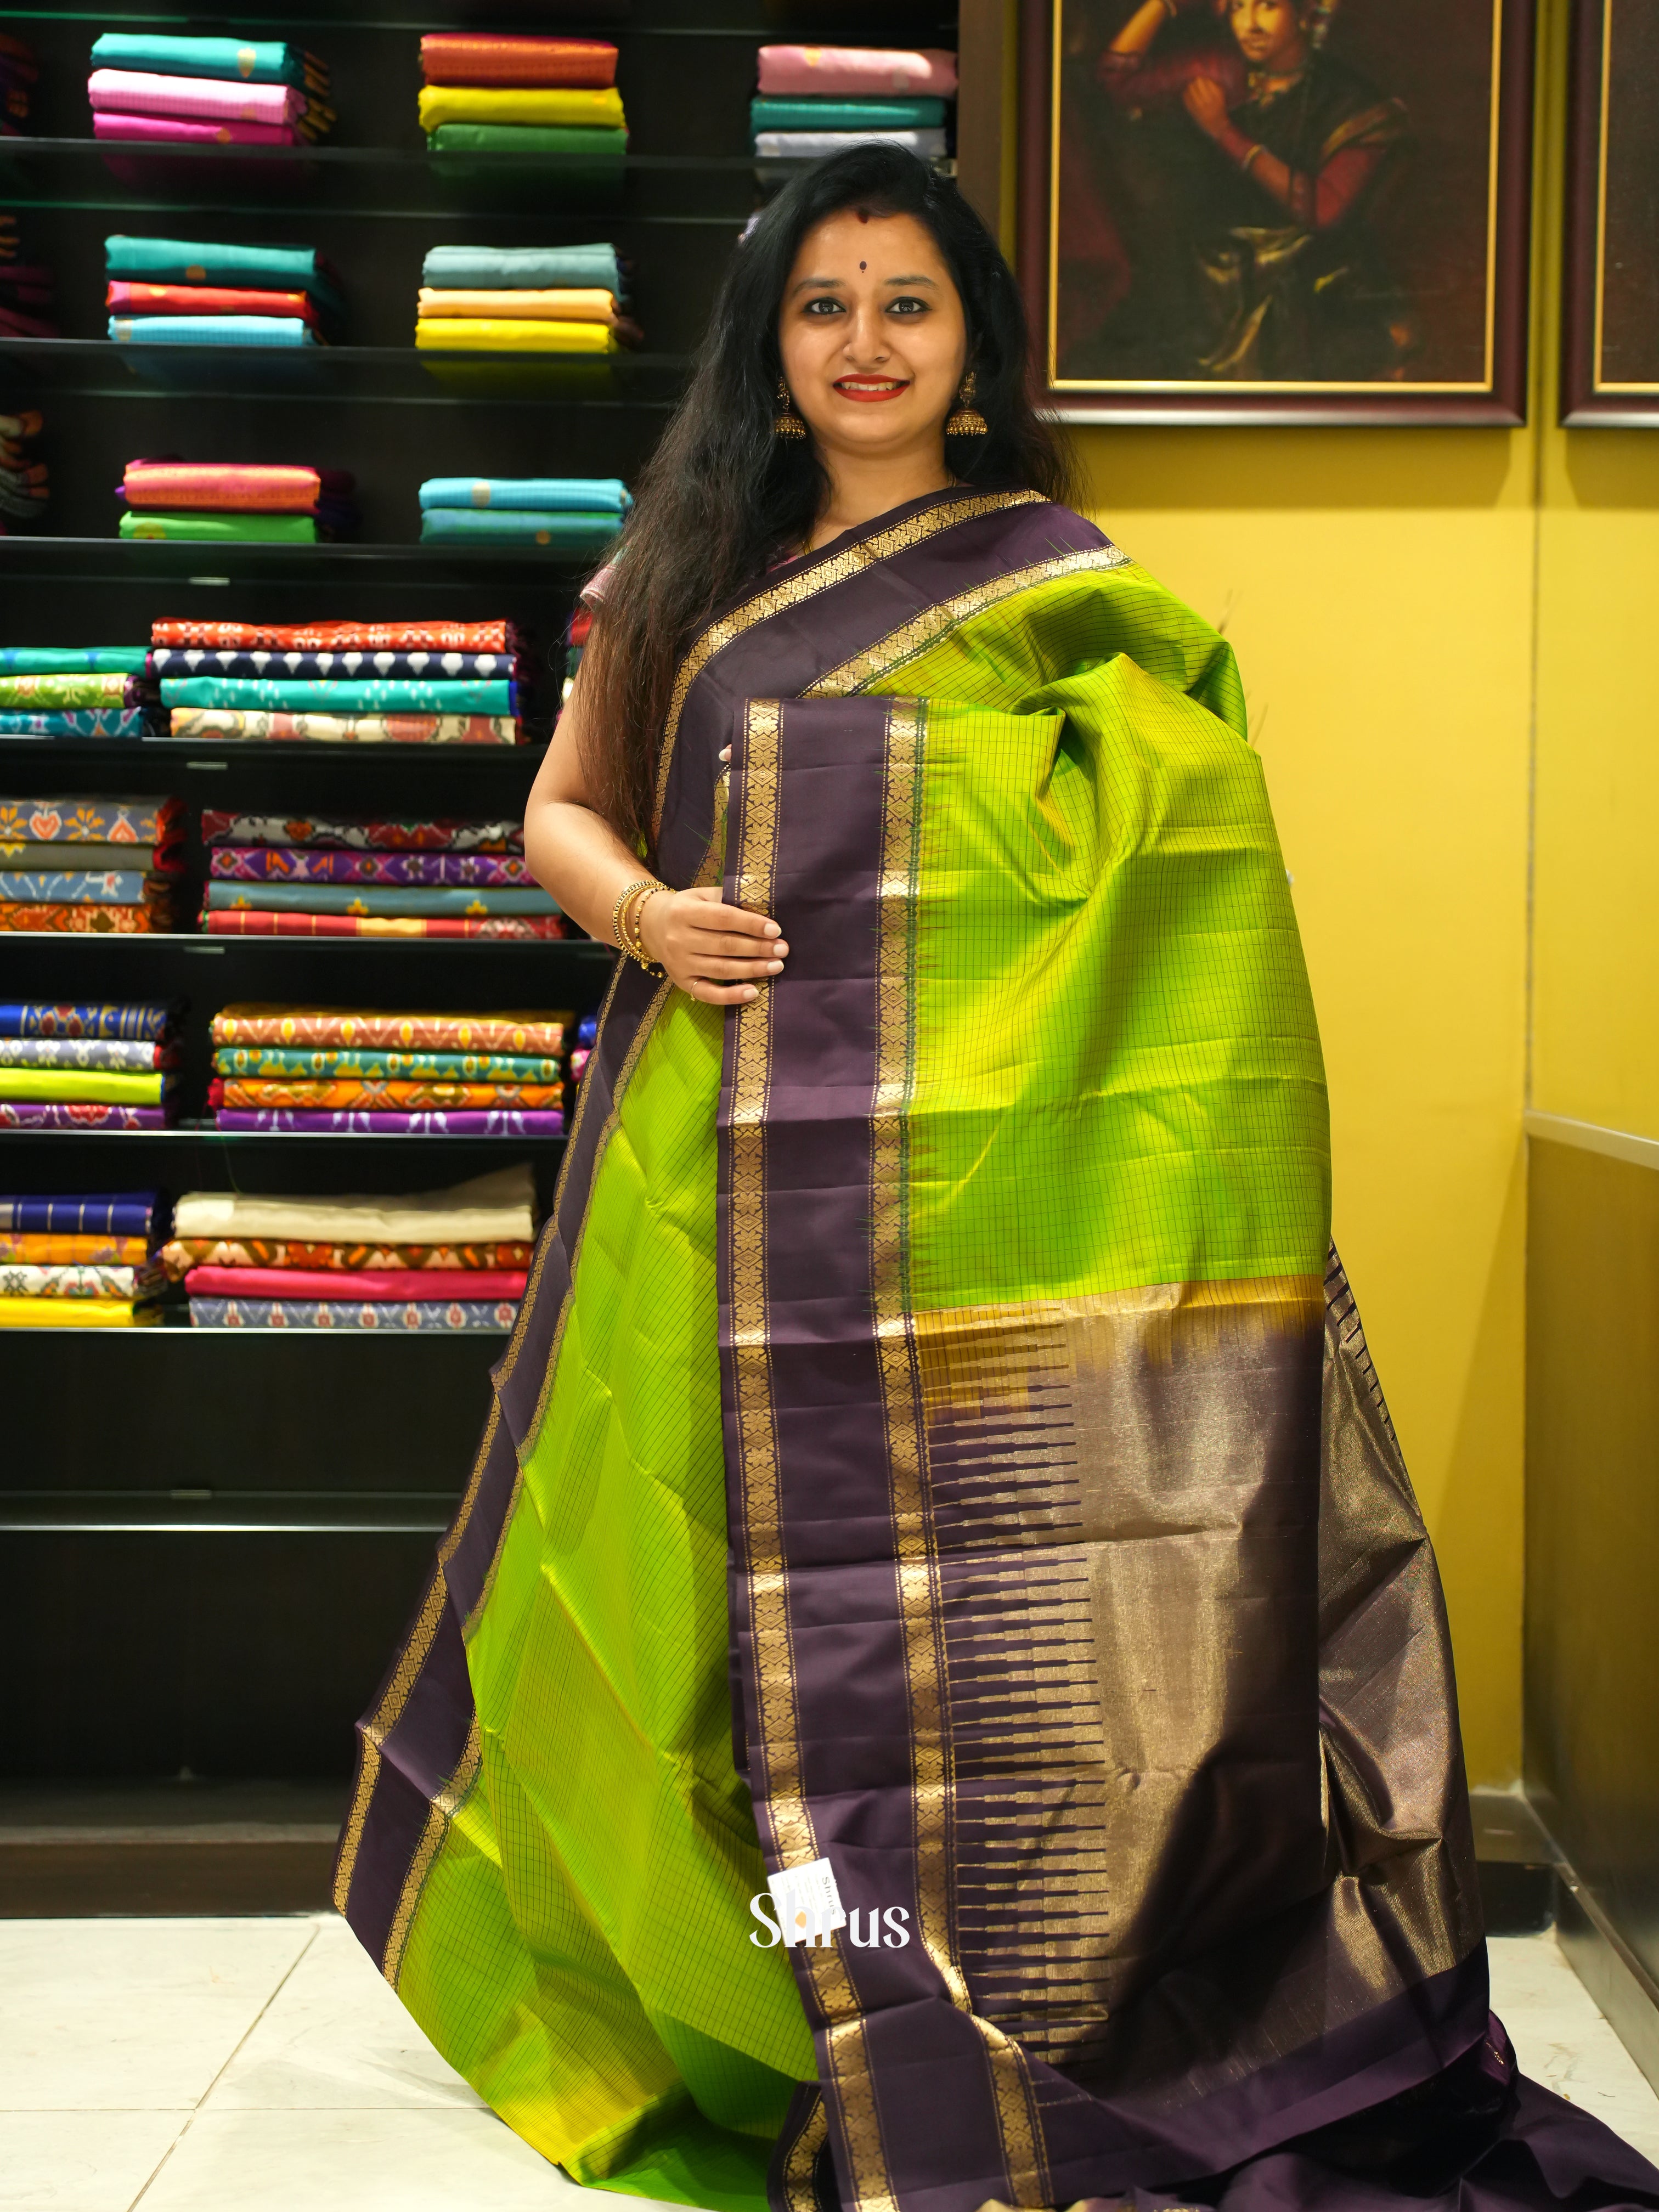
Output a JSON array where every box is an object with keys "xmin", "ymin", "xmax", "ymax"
[{"xmin": 337, "ymin": 489, "xmax": 1659, "ymax": 2212}]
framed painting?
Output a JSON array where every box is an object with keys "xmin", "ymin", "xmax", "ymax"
[
  {"xmin": 1562, "ymin": 0, "xmax": 1659, "ymax": 423},
  {"xmin": 1019, "ymin": 0, "xmax": 1536, "ymax": 423}
]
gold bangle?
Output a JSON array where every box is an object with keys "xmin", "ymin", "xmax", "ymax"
[
  {"xmin": 1239, "ymin": 141, "xmax": 1265, "ymax": 174},
  {"xmin": 611, "ymin": 876, "xmax": 666, "ymax": 975}
]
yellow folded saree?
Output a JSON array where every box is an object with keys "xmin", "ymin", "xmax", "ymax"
[
  {"xmin": 416, "ymin": 288, "xmax": 619, "ymax": 322},
  {"xmin": 415, "ymin": 319, "xmax": 618, "ymax": 354},
  {"xmin": 0, "ymin": 1298, "xmax": 145, "ymax": 1327},
  {"xmin": 0, "ymin": 1068, "xmax": 168, "ymax": 1105},
  {"xmin": 417, "ymin": 85, "xmax": 624, "ymax": 131}
]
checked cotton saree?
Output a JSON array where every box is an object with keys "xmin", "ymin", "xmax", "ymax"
[{"xmin": 337, "ymin": 489, "xmax": 1659, "ymax": 2212}]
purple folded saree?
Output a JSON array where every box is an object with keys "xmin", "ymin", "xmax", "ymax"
[
  {"xmin": 0, "ymin": 1101, "xmax": 174, "ymax": 1129},
  {"xmin": 208, "ymin": 848, "xmax": 534, "ymax": 887},
  {"xmin": 213, "ymin": 1108, "xmax": 564, "ymax": 1135}
]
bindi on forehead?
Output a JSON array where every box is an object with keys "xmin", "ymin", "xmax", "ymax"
[{"xmin": 859, "ymin": 260, "xmax": 867, "ymax": 271}]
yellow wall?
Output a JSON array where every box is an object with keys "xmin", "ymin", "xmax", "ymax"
[{"xmin": 1532, "ymin": 5, "xmax": 1659, "ymax": 1142}]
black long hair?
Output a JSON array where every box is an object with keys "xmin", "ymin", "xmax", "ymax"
[{"xmin": 579, "ymin": 143, "xmax": 1076, "ymax": 851}]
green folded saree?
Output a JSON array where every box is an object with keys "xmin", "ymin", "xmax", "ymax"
[{"xmin": 337, "ymin": 490, "xmax": 1501, "ymax": 2212}]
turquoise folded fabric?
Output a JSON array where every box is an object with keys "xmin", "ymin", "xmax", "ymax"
[
  {"xmin": 0, "ymin": 712, "xmax": 148, "ymax": 737},
  {"xmin": 204, "ymin": 882, "xmax": 559, "ymax": 916},
  {"xmin": 419, "ymin": 509, "xmax": 620, "ymax": 547},
  {"xmin": 418, "ymin": 477, "xmax": 630, "ymax": 514},
  {"xmin": 0, "ymin": 650, "xmax": 148, "ymax": 675},
  {"xmin": 161, "ymin": 676, "xmax": 514, "ymax": 713},
  {"xmin": 104, "ymin": 238, "xmax": 343, "ymax": 317},
  {"xmin": 90, "ymin": 34, "xmax": 313, "ymax": 87},
  {"xmin": 420, "ymin": 244, "xmax": 623, "ymax": 294},
  {"xmin": 749, "ymin": 96, "xmax": 947, "ymax": 130},
  {"xmin": 111, "ymin": 315, "xmax": 318, "ymax": 349}
]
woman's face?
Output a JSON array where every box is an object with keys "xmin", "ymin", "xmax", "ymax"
[
  {"xmin": 776, "ymin": 208, "xmax": 969, "ymax": 465},
  {"xmin": 1227, "ymin": 0, "xmax": 1307, "ymax": 69}
]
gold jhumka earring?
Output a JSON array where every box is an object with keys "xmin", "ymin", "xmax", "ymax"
[
  {"xmin": 774, "ymin": 377, "xmax": 807, "ymax": 439},
  {"xmin": 944, "ymin": 369, "xmax": 989, "ymax": 437}
]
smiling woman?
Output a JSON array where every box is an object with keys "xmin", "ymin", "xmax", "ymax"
[{"xmin": 334, "ymin": 144, "xmax": 1659, "ymax": 2212}]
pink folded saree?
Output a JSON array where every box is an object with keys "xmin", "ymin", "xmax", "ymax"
[
  {"xmin": 124, "ymin": 462, "xmax": 354, "ymax": 514},
  {"xmin": 755, "ymin": 44, "xmax": 958, "ymax": 96},
  {"xmin": 185, "ymin": 1263, "xmax": 529, "ymax": 1303},
  {"xmin": 93, "ymin": 111, "xmax": 297, "ymax": 146},
  {"xmin": 88, "ymin": 69, "xmax": 305, "ymax": 126}
]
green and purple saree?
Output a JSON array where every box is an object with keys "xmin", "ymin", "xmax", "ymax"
[{"xmin": 337, "ymin": 488, "xmax": 1659, "ymax": 2212}]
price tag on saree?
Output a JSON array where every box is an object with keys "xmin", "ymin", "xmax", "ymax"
[{"xmin": 766, "ymin": 1857, "xmax": 846, "ymax": 1946}]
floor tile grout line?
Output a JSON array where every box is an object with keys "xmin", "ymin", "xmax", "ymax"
[{"xmin": 125, "ymin": 1915, "xmax": 328, "ymax": 2212}]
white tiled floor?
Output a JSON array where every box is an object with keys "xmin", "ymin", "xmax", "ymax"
[{"xmin": 3, "ymin": 1919, "xmax": 1657, "ymax": 2210}]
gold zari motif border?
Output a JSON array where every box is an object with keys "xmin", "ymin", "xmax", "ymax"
[
  {"xmin": 727, "ymin": 699, "xmax": 896, "ymax": 2212},
  {"xmin": 651, "ymin": 490, "xmax": 1045, "ymax": 836}
]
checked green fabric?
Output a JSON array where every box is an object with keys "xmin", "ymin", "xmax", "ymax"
[{"xmin": 388, "ymin": 556, "xmax": 1330, "ymax": 2208}]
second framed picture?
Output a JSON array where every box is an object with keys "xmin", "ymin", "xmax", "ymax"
[
  {"xmin": 1019, "ymin": 0, "xmax": 1536, "ymax": 423},
  {"xmin": 1563, "ymin": 0, "xmax": 1659, "ymax": 423}
]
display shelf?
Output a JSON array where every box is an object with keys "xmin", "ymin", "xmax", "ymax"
[
  {"xmin": 0, "ymin": 535, "xmax": 610, "ymax": 579},
  {"xmin": 3, "ymin": 1498, "xmax": 461, "ymax": 1533},
  {"xmin": 0, "ymin": 336, "xmax": 693, "ymax": 402}
]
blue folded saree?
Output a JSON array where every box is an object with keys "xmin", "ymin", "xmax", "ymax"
[
  {"xmin": 110, "ymin": 315, "xmax": 318, "ymax": 349},
  {"xmin": 0, "ymin": 870, "xmax": 156, "ymax": 905},
  {"xmin": 418, "ymin": 476, "xmax": 630, "ymax": 514},
  {"xmin": 0, "ymin": 712, "xmax": 149, "ymax": 738},
  {"xmin": 0, "ymin": 649, "xmax": 148, "ymax": 675},
  {"xmin": 160, "ymin": 677, "xmax": 514, "ymax": 714},
  {"xmin": 90, "ymin": 34, "xmax": 317, "ymax": 87},
  {"xmin": 419, "ymin": 510, "xmax": 619, "ymax": 548},
  {"xmin": 749, "ymin": 96, "xmax": 947, "ymax": 131},
  {"xmin": 204, "ymin": 882, "xmax": 558, "ymax": 916},
  {"xmin": 420, "ymin": 244, "xmax": 624, "ymax": 294}
]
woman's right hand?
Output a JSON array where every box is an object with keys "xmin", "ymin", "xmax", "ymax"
[{"xmin": 636, "ymin": 883, "xmax": 788, "ymax": 1005}]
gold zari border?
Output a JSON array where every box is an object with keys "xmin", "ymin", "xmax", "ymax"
[
  {"xmin": 727, "ymin": 699, "xmax": 896, "ymax": 2212},
  {"xmin": 806, "ymin": 546, "xmax": 1129, "ymax": 700},
  {"xmin": 651, "ymin": 491, "xmax": 1044, "ymax": 836}
]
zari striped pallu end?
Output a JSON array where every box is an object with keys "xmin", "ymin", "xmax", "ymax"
[
  {"xmin": 720, "ymin": 690, "xmax": 1486, "ymax": 2212},
  {"xmin": 331, "ymin": 483, "xmax": 1112, "ymax": 1980}
]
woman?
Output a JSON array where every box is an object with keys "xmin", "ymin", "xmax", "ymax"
[
  {"xmin": 336, "ymin": 148, "xmax": 1658, "ymax": 2212},
  {"xmin": 1090, "ymin": 0, "xmax": 1409, "ymax": 380}
]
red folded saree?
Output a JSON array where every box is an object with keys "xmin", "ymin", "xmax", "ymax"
[
  {"xmin": 107, "ymin": 281, "xmax": 325, "ymax": 328},
  {"xmin": 187, "ymin": 1264, "xmax": 528, "ymax": 1303},
  {"xmin": 0, "ymin": 904, "xmax": 161, "ymax": 933},
  {"xmin": 419, "ymin": 34, "xmax": 617, "ymax": 87},
  {"xmin": 153, "ymin": 619, "xmax": 515, "ymax": 651},
  {"xmin": 125, "ymin": 462, "xmax": 354, "ymax": 514}
]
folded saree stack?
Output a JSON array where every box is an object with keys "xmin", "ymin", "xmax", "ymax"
[
  {"xmin": 152, "ymin": 617, "xmax": 526, "ymax": 744},
  {"xmin": 200, "ymin": 804, "xmax": 563, "ymax": 945},
  {"xmin": 0, "ymin": 796, "xmax": 182, "ymax": 935},
  {"xmin": 416, "ymin": 241, "xmax": 637, "ymax": 357},
  {"xmin": 0, "ymin": 32, "xmax": 37, "ymax": 137},
  {"xmin": 752, "ymin": 44, "xmax": 955, "ymax": 162},
  {"xmin": 0, "ymin": 646, "xmax": 152, "ymax": 736},
  {"xmin": 0, "ymin": 208, "xmax": 56, "ymax": 338},
  {"xmin": 88, "ymin": 34, "xmax": 334, "ymax": 149},
  {"xmin": 107, "ymin": 235, "xmax": 344, "ymax": 351},
  {"xmin": 420, "ymin": 476, "xmax": 629, "ymax": 551},
  {"xmin": 0, "ymin": 1188, "xmax": 167, "ymax": 1327},
  {"xmin": 167, "ymin": 1165, "xmax": 538, "ymax": 1330},
  {"xmin": 0, "ymin": 411, "xmax": 51, "ymax": 536},
  {"xmin": 0, "ymin": 1000, "xmax": 180, "ymax": 1127},
  {"xmin": 417, "ymin": 36, "xmax": 626, "ymax": 180},
  {"xmin": 206, "ymin": 1005, "xmax": 569, "ymax": 1135},
  {"xmin": 119, "ymin": 459, "xmax": 358, "ymax": 544}
]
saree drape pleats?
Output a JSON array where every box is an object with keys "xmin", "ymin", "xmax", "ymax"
[{"xmin": 336, "ymin": 489, "xmax": 1659, "ymax": 2212}]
